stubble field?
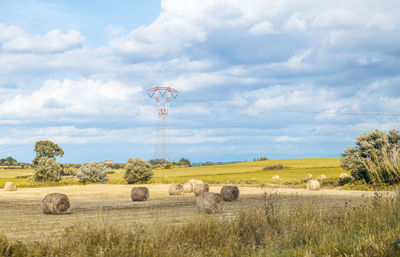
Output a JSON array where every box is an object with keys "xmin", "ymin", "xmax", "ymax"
[{"xmin": 0, "ymin": 184, "xmax": 383, "ymax": 241}]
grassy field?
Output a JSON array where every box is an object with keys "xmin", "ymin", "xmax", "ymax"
[{"xmin": 0, "ymin": 158, "xmax": 347, "ymax": 188}]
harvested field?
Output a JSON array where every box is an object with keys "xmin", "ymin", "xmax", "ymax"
[{"xmin": 0, "ymin": 184, "xmax": 387, "ymax": 241}]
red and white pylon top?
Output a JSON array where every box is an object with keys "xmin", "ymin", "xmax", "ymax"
[{"xmin": 147, "ymin": 86, "xmax": 179, "ymax": 115}]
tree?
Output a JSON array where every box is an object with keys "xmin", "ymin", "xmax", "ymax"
[
  {"xmin": 177, "ymin": 157, "xmax": 191, "ymax": 166},
  {"xmin": 341, "ymin": 129, "xmax": 400, "ymax": 183},
  {"xmin": 6, "ymin": 156, "xmax": 17, "ymax": 163},
  {"xmin": 124, "ymin": 158, "xmax": 153, "ymax": 184},
  {"xmin": 33, "ymin": 140, "xmax": 64, "ymax": 165},
  {"xmin": 76, "ymin": 162, "xmax": 109, "ymax": 184},
  {"xmin": 33, "ymin": 157, "xmax": 63, "ymax": 182},
  {"xmin": 0, "ymin": 156, "xmax": 17, "ymax": 165}
]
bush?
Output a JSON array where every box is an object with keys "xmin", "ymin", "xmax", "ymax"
[
  {"xmin": 163, "ymin": 163, "xmax": 172, "ymax": 169},
  {"xmin": 263, "ymin": 164, "xmax": 284, "ymax": 170},
  {"xmin": 76, "ymin": 162, "xmax": 109, "ymax": 184},
  {"xmin": 317, "ymin": 177, "xmax": 337, "ymax": 187},
  {"xmin": 339, "ymin": 177, "xmax": 352, "ymax": 186},
  {"xmin": 33, "ymin": 157, "xmax": 63, "ymax": 182},
  {"xmin": 124, "ymin": 158, "xmax": 153, "ymax": 184},
  {"xmin": 341, "ymin": 129, "xmax": 400, "ymax": 184},
  {"xmin": 149, "ymin": 158, "xmax": 169, "ymax": 166},
  {"xmin": 62, "ymin": 166, "xmax": 76, "ymax": 176}
]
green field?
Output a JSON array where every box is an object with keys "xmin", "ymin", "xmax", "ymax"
[{"xmin": 0, "ymin": 158, "xmax": 347, "ymax": 188}]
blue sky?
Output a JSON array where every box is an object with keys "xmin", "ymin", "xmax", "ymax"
[{"xmin": 0, "ymin": 0, "xmax": 399, "ymax": 163}]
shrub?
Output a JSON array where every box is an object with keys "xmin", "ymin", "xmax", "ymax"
[
  {"xmin": 62, "ymin": 166, "xmax": 76, "ymax": 176},
  {"xmin": 123, "ymin": 158, "xmax": 153, "ymax": 184},
  {"xmin": 76, "ymin": 162, "xmax": 109, "ymax": 184},
  {"xmin": 149, "ymin": 158, "xmax": 169, "ymax": 166},
  {"xmin": 341, "ymin": 129, "xmax": 400, "ymax": 184},
  {"xmin": 33, "ymin": 157, "xmax": 63, "ymax": 182},
  {"xmin": 263, "ymin": 164, "xmax": 284, "ymax": 170},
  {"xmin": 322, "ymin": 177, "xmax": 341, "ymax": 187},
  {"xmin": 163, "ymin": 163, "xmax": 172, "ymax": 169},
  {"xmin": 339, "ymin": 176, "xmax": 352, "ymax": 186}
]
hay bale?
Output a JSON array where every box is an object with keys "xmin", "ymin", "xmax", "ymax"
[
  {"xmin": 169, "ymin": 184, "xmax": 184, "ymax": 195},
  {"xmin": 42, "ymin": 193, "xmax": 70, "ymax": 214},
  {"xmin": 339, "ymin": 173, "xmax": 350, "ymax": 179},
  {"xmin": 220, "ymin": 185, "xmax": 239, "ymax": 201},
  {"xmin": 272, "ymin": 175, "xmax": 280, "ymax": 180},
  {"xmin": 189, "ymin": 179, "xmax": 203, "ymax": 186},
  {"xmin": 4, "ymin": 182, "xmax": 16, "ymax": 191},
  {"xmin": 131, "ymin": 187, "xmax": 149, "ymax": 201},
  {"xmin": 196, "ymin": 192, "xmax": 223, "ymax": 214},
  {"xmin": 317, "ymin": 174, "xmax": 326, "ymax": 180},
  {"xmin": 307, "ymin": 180, "xmax": 320, "ymax": 190},
  {"xmin": 194, "ymin": 183, "xmax": 209, "ymax": 196},
  {"xmin": 183, "ymin": 182, "xmax": 193, "ymax": 193},
  {"xmin": 305, "ymin": 174, "xmax": 313, "ymax": 180}
]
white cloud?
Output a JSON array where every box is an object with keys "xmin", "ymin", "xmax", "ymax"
[
  {"xmin": 109, "ymin": 10, "xmax": 207, "ymax": 58},
  {"xmin": 239, "ymin": 84, "xmax": 355, "ymax": 120},
  {"xmin": 162, "ymin": 70, "xmax": 256, "ymax": 92},
  {"xmin": 0, "ymin": 23, "xmax": 25, "ymax": 42},
  {"xmin": 286, "ymin": 49, "xmax": 312, "ymax": 69},
  {"xmin": 0, "ymin": 78, "xmax": 140, "ymax": 119},
  {"xmin": 311, "ymin": 7, "xmax": 395, "ymax": 30},
  {"xmin": 109, "ymin": 0, "xmax": 285, "ymax": 58},
  {"xmin": 2, "ymin": 29, "xmax": 84, "ymax": 53},
  {"xmin": 275, "ymin": 136, "xmax": 304, "ymax": 142},
  {"xmin": 249, "ymin": 21, "xmax": 275, "ymax": 35},
  {"xmin": 284, "ymin": 15, "xmax": 307, "ymax": 31}
]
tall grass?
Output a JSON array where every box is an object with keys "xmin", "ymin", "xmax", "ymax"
[
  {"xmin": 362, "ymin": 147, "xmax": 400, "ymax": 184},
  {"xmin": 1, "ymin": 193, "xmax": 399, "ymax": 256}
]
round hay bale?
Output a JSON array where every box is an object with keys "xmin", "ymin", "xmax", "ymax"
[
  {"xmin": 169, "ymin": 184, "xmax": 184, "ymax": 195},
  {"xmin": 4, "ymin": 182, "xmax": 16, "ymax": 191},
  {"xmin": 189, "ymin": 179, "xmax": 203, "ymax": 186},
  {"xmin": 183, "ymin": 182, "xmax": 193, "ymax": 193},
  {"xmin": 194, "ymin": 183, "xmax": 209, "ymax": 197},
  {"xmin": 220, "ymin": 185, "xmax": 239, "ymax": 201},
  {"xmin": 305, "ymin": 173, "xmax": 313, "ymax": 180},
  {"xmin": 42, "ymin": 193, "xmax": 70, "ymax": 214},
  {"xmin": 131, "ymin": 187, "xmax": 149, "ymax": 201},
  {"xmin": 307, "ymin": 180, "xmax": 320, "ymax": 190},
  {"xmin": 196, "ymin": 192, "xmax": 223, "ymax": 214},
  {"xmin": 339, "ymin": 173, "xmax": 350, "ymax": 179},
  {"xmin": 271, "ymin": 175, "xmax": 280, "ymax": 180},
  {"xmin": 317, "ymin": 174, "xmax": 326, "ymax": 180}
]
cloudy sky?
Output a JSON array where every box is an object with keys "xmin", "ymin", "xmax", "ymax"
[{"xmin": 0, "ymin": 0, "xmax": 399, "ymax": 163}]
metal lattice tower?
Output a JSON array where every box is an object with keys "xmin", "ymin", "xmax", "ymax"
[{"xmin": 147, "ymin": 87, "xmax": 178, "ymax": 161}]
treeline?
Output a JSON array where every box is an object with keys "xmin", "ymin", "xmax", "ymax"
[{"xmin": 0, "ymin": 156, "xmax": 32, "ymax": 169}]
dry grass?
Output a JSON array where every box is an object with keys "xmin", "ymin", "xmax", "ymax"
[{"xmin": 0, "ymin": 188, "xmax": 399, "ymax": 256}]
